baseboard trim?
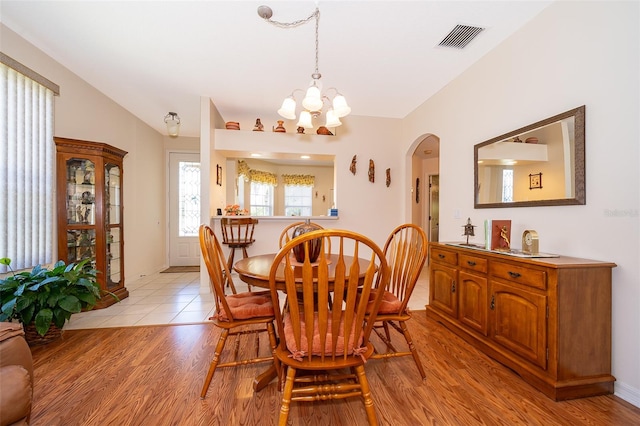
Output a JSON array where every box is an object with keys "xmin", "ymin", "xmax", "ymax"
[{"xmin": 615, "ymin": 381, "xmax": 640, "ymax": 408}]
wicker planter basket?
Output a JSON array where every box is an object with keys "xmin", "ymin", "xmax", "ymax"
[{"xmin": 24, "ymin": 323, "xmax": 63, "ymax": 346}]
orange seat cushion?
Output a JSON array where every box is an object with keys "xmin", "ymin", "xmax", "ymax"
[
  {"xmin": 367, "ymin": 290, "xmax": 402, "ymax": 314},
  {"xmin": 212, "ymin": 290, "xmax": 274, "ymax": 321},
  {"xmin": 283, "ymin": 312, "xmax": 363, "ymax": 358}
]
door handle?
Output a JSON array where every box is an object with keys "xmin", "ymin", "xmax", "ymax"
[{"xmin": 490, "ymin": 295, "xmax": 495, "ymax": 310}]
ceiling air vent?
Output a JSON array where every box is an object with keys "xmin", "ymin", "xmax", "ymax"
[{"xmin": 438, "ymin": 24, "xmax": 484, "ymax": 49}]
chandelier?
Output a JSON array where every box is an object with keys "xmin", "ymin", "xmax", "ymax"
[{"xmin": 258, "ymin": 4, "xmax": 351, "ymax": 129}]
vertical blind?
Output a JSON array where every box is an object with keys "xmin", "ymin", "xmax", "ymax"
[{"xmin": 0, "ymin": 61, "xmax": 56, "ymax": 272}]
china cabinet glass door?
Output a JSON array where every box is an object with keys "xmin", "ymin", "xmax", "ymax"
[
  {"xmin": 105, "ymin": 163, "xmax": 122, "ymax": 290},
  {"xmin": 66, "ymin": 159, "xmax": 97, "ymax": 268}
]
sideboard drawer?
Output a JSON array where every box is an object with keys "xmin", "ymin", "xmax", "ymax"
[
  {"xmin": 490, "ymin": 262, "xmax": 547, "ymax": 290},
  {"xmin": 459, "ymin": 253, "xmax": 488, "ymax": 274},
  {"xmin": 431, "ymin": 248, "xmax": 458, "ymax": 266}
]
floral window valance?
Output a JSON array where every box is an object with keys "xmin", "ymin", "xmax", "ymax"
[
  {"xmin": 236, "ymin": 160, "xmax": 277, "ymax": 185},
  {"xmin": 249, "ymin": 169, "xmax": 278, "ymax": 186},
  {"xmin": 282, "ymin": 174, "xmax": 315, "ymax": 187},
  {"xmin": 237, "ymin": 160, "xmax": 251, "ymax": 181}
]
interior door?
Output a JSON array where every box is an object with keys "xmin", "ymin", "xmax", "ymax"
[
  {"xmin": 169, "ymin": 152, "xmax": 201, "ymax": 266},
  {"xmin": 429, "ymin": 174, "xmax": 440, "ymax": 242}
]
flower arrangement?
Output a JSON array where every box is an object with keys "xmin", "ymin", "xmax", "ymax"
[{"xmin": 224, "ymin": 204, "xmax": 248, "ymax": 216}]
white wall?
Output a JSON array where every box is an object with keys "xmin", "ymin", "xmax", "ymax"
[
  {"xmin": 1, "ymin": 23, "xmax": 167, "ymax": 281},
  {"xmin": 403, "ymin": 1, "xmax": 639, "ymax": 405}
]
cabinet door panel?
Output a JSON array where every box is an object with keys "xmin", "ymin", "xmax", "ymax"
[
  {"xmin": 491, "ymin": 281, "xmax": 547, "ymax": 369},
  {"xmin": 429, "ymin": 264, "xmax": 457, "ymax": 318},
  {"xmin": 458, "ymin": 271, "xmax": 488, "ymax": 335}
]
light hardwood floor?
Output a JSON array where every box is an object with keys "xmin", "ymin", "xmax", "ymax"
[
  {"xmin": 30, "ymin": 312, "xmax": 640, "ymax": 425},
  {"xmin": 63, "ymin": 269, "xmax": 430, "ymax": 330}
]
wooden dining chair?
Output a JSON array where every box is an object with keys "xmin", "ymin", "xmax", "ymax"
[
  {"xmin": 368, "ymin": 223, "xmax": 428, "ymax": 379},
  {"xmin": 198, "ymin": 224, "xmax": 279, "ymax": 399},
  {"xmin": 268, "ymin": 229, "xmax": 390, "ymax": 426},
  {"xmin": 220, "ymin": 217, "xmax": 258, "ymax": 289}
]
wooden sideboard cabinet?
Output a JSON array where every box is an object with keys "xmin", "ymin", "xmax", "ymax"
[
  {"xmin": 427, "ymin": 242, "xmax": 616, "ymax": 400},
  {"xmin": 55, "ymin": 137, "xmax": 128, "ymax": 308}
]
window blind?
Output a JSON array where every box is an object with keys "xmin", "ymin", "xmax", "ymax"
[{"xmin": 0, "ymin": 60, "xmax": 56, "ymax": 272}]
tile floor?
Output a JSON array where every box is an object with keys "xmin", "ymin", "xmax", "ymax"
[{"xmin": 64, "ymin": 267, "xmax": 430, "ymax": 330}]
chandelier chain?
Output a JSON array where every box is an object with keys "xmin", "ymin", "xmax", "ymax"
[
  {"xmin": 262, "ymin": 8, "xmax": 319, "ymax": 29},
  {"xmin": 314, "ymin": 9, "xmax": 320, "ymax": 76},
  {"xmin": 263, "ymin": 7, "xmax": 321, "ymax": 78}
]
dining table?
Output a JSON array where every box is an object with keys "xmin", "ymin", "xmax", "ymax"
[
  {"xmin": 233, "ymin": 252, "xmax": 373, "ymax": 391},
  {"xmin": 233, "ymin": 253, "xmax": 372, "ymax": 291}
]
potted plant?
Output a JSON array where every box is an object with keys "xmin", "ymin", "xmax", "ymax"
[{"xmin": 0, "ymin": 257, "xmax": 105, "ymax": 345}]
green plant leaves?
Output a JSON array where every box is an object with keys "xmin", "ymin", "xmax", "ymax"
[
  {"xmin": 58, "ymin": 295, "xmax": 81, "ymax": 313},
  {"xmin": 0, "ymin": 299, "xmax": 16, "ymax": 318},
  {"xmin": 34, "ymin": 308, "xmax": 53, "ymax": 336},
  {"xmin": 1, "ymin": 259, "xmax": 101, "ymax": 336}
]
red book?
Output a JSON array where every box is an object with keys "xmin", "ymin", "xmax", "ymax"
[{"xmin": 491, "ymin": 220, "xmax": 512, "ymax": 250}]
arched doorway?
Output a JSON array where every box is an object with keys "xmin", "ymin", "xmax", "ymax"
[{"xmin": 410, "ymin": 134, "xmax": 440, "ymax": 242}]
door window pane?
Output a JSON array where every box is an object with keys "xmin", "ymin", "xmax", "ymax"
[{"xmin": 179, "ymin": 161, "xmax": 200, "ymax": 236}]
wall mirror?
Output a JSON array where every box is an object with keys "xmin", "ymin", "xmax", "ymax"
[{"xmin": 474, "ymin": 105, "xmax": 585, "ymax": 208}]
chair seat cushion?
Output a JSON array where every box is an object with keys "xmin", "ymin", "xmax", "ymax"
[
  {"xmin": 283, "ymin": 312, "xmax": 363, "ymax": 358},
  {"xmin": 212, "ymin": 290, "xmax": 274, "ymax": 321},
  {"xmin": 367, "ymin": 290, "xmax": 402, "ymax": 314}
]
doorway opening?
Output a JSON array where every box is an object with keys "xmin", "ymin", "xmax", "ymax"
[{"xmin": 411, "ymin": 134, "xmax": 440, "ymax": 242}]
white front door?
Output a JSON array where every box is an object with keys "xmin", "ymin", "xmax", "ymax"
[{"xmin": 169, "ymin": 152, "xmax": 201, "ymax": 266}]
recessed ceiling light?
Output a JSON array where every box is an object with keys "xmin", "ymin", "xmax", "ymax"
[
  {"xmin": 251, "ymin": 153, "xmax": 262, "ymax": 157},
  {"xmin": 300, "ymin": 155, "xmax": 310, "ymax": 159}
]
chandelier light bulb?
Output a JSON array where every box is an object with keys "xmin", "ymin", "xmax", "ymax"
[
  {"xmin": 324, "ymin": 109, "xmax": 342, "ymax": 127},
  {"xmin": 277, "ymin": 97, "xmax": 297, "ymax": 120},
  {"xmin": 302, "ymin": 85, "xmax": 323, "ymax": 112},
  {"xmin": 296, "ymin": 110, "xmax": 314, "ymax": 129},
  {"xmin": 332, "ymin": 94, "xmax": 351, "ymax": 118}
]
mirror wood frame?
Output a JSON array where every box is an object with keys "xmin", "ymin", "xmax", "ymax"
[{"xmin": 474, "ymin": 105, "xmax": 585, "ymax": 208}]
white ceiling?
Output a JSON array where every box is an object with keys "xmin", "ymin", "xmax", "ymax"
[{"xmin": 0, "ymin": 1, "xmax": 552, "ymax": 140}]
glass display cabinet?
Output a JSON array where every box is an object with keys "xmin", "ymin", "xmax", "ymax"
[{"xmin": 55, "ymin": 137, "xmax": 128, "ymax": 308}]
